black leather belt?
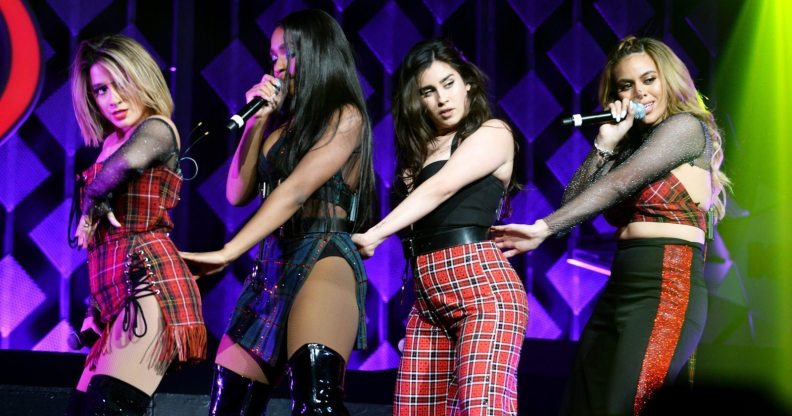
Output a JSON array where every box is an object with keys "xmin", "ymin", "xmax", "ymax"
[
  {"xmin": 284, "ymin": 217, "xmax": 351, "ymax": 238},
  {"xmin": 402, "ymin": 226, "xmax": 490, "ymax": 258}
]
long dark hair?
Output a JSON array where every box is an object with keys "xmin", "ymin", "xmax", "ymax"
[
  {"xmin": 392, "ymin": 39, "xmax": 493, "ymax": 188},
  {"xmin": 273, "ymin": 9, "xmax": 374, "ymax": 229}
]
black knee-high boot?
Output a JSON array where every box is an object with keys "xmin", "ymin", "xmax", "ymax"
[
  {"xmin": 288, "ymin": 343, "xmax": 350, "ymax": 416},
  {"xmin": 208, "ymin": 364, "xmax": 272, "ymax": 415},
  {"xmin": 64, "ymin": 389, "xmax": 85, "ymax": 415},
  {"xmin": 83, "ymin": 375, "xmax": 151, "ymax": 416}
]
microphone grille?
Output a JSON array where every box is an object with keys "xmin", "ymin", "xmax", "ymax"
[{"xmin": 631, "ymin": 102, "xmax": 646, "ymax": 120}]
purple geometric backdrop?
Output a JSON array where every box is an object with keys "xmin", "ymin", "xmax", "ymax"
[{"xmin": 0, "ymin": 0, "xmax": 753, "ymax": 371}]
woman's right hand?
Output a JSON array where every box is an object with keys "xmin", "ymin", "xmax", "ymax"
[
  {"xmin": 179, "ymin": 250, "xmax": 230, "ymax": 279},
  {"xmin": 351, "ymin": 231, "xmax": 385, "ymax": 258},
  {"xmin": 491, "ymin": 220, "xmax": 551, "ymax": 257},
  {"xmin": 595, "ymin": 97, "xmax": 636, "ymax": 151},
  {"xmin": 245, "ymin": 74, "xmax": 285, "ymax": 119}
]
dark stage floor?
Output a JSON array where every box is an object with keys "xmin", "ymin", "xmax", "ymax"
[{"xmin": 1, "ymin": 340, "xmax": 787, "ymax": 415}]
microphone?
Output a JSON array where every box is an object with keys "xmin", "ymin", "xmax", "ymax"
[
  {"xmin": 67, "ymin": 329, "xmax": 100, "ymax": 350},
  {"xmin": 225, "ymin": 79, "xmax": 282, "ymax": 131},
  {"xmin": 562, "ymin": 102, "xmax": 646, "ymax": 127}
]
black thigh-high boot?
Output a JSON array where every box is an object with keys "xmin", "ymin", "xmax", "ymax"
[
  {"xmin": 83, "ymin": 375, "xmax": 151, "ymax": 416},
  {"xmin": 64, "ymin": 389, "xmax": 85, "ymax": 415},
  {"xmin": 208, "ymin": 364, "xmax": 273, "ymax": 415},
  {"xmin": 288, "ymin": 343, "xmax": 350, "ymax": 416}
]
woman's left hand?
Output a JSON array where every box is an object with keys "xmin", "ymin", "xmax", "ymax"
[
  {"xmin": 179, "ymin": 250, "xmax": 230, "ymax": 279},
  {"xmin": 490, "ymin": 220, "xmax": 551, "ymax": 257},
  {"xmin": 351, "ymin": 232, "xmax": 383, "ymax": 258}
]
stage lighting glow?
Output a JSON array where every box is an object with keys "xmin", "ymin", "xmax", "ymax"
[{"xmin": 716, "ymin": 0, "xmax": 792, "ymax": 408}]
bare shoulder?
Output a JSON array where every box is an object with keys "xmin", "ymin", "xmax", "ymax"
[
  {"xmin": 481, "ymin": 118, "xmax": 512, "ymax": 131},
  {"xmin": 336, "ymin": 104, "xmax": 364, "ymax": 129},
  {"xmin": 468, "ymin": 118, "xmax": 514, "ymax": 143},
  {"xmin": 319, "ymin": 104, "xmax": 364, "ymax": 145}
]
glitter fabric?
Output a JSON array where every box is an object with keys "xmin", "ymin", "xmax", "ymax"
[
  {"xmin": 633, "ymin": 244, "xmax": 693, "ymax": 414},
  {"xmin": 544, "ymin": 112, "xmax": 712, "ymax": 234},
  {"xmin": 81, "ymin": 117, "xmax": 180, "ymax": 216}
]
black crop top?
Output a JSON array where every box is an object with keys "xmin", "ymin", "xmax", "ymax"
[{"xmin": 411, "ymin": 137, "xmax": 505, "ymax": 233}]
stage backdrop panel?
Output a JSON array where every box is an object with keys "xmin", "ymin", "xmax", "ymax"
[{"xmin": 0, "ymin": 0, "xmax": 754, "ymax": 371}]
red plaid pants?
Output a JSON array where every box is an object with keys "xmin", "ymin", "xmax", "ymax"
[{"xmin": 395, "ymin": 241, "xmax": 529, "ymax": 415}]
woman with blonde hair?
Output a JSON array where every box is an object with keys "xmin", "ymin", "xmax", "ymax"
[
  {"xmin": 67, "ymin": 34, "xmax": 206, "ymax": 415},
  {"xmin": 493, "ymin": 36, "xmax": 729, "ymax": 415}
]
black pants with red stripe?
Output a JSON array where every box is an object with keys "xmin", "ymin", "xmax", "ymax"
[{"xmin": 560, "ymin": 238, "xmax": 708, "ymax": 416}]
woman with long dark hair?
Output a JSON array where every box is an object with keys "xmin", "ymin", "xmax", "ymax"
[
  {"xmin": 180, "ymin": 9, "xmax": 374, "ymax": 415},
  {"xmin": 493, "ymin": 36, "xmax": 730, "ymax": 415},
  {"xmin": 352, "ymin": 39, "xmax": 529, "ymax": 415}
]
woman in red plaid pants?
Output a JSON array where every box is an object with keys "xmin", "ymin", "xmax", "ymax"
[
  {"xmin": 67, "ymin": 35, "xmax": 206, "ymax": 415},
  {"xmin": 353, "ymin": 39, "xmax": 529, "ymax": 415}
]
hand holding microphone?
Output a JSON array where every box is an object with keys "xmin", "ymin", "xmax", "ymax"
[
  {"xmin": 590, "ymin": 98, "xmax": 645, "ymax": 155},
  {"xmin": 562, "ymin": 100, "xmax": 646, "ymax": 127},
  {"xmin": 226, "ymin": 76, "xmax": 283, "ymax": 131}
]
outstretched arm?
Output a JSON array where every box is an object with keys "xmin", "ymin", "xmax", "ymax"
[
  {"xmin": 352, "ymin": 120, "xmax": 514, "ymax": 257},
  {"xmin": 493, "ymin": 113, "xmax": 706, "ymax": 257}
]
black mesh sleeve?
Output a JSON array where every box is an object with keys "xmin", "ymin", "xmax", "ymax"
[
  {"xmin": 560, "ymin": 148, "xmax": 617, "ymax": 205},
  {"xmin": 81, "ymin": 118, "xmax": 177, "ymax": 216},
  {"xmin": 543, "ymin": 113, "xmax": 706, "ymax": 235}
]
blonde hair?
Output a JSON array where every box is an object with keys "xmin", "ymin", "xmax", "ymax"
[
  {"xmin": 71, "ymin": 34, "xmax": 173, "ymax": 147},
  {"xmin": 599, "ymin": 36, "xmax": 731, "ymax": 222}
]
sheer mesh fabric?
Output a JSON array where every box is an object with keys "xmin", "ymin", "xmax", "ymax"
[
  {"xmin": 81, "ymin": 118, "xmax": 178, "ymax": 216},
  {"xmin": 307, "ymin": 118, "xmax": 362, "ymax": 222},
  {"xmin": 268, "ymin": 114, "xmax": 363, "ymax": 224},
  {"xmin": 544, "ymin": 112, "xmax": 711, "ymax": 234},
  {"xmin": 302, "ymin": 153, "xmax": 360, "ymax": 220}
]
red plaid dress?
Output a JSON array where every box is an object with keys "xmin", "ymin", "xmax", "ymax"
[{"xmin": 81, "ymin": 163, "xmax": 206, "ymax": 372}]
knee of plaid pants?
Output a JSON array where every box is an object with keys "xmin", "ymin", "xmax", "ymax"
[
  {"xmin": 451, "ymin": 299, "xmax": 527, "ymax": 415},
  {"xmin": 394, "ymin": 307, "xmax": 458, "ymax": 415}
]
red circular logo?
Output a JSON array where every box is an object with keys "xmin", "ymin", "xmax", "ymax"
[{"xmin": 0, "ymin": 0, "xmax": 43, "ymax": 145}]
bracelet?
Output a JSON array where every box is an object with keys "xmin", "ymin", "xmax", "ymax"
[{"xmin": 593, "ymin": 140, "xmax": 616, "ymax": 160}]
